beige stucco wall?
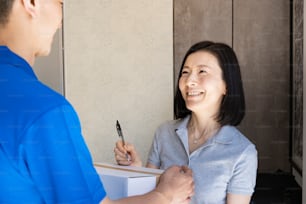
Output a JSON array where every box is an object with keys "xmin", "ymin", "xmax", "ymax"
[
  {"xmin": 33, "ymin": 30, "xmax": 64, "ymax": 94},
  {"xmin": 63, "ymin": 0, "xmax": 173, "ymax": 164}
]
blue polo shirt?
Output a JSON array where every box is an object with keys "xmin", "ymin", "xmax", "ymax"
[
  {"xmin": 147, "ymin": 115, "xmax": 258, "ymax": 204},
  {"xmin": 0, "ymin": 46, "xmax": 106, "ymax": 203}
]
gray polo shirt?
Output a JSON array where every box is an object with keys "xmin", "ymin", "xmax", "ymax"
[{"xmin": 147, "ymin": 116, "xmax": 257, "ymax": 204}]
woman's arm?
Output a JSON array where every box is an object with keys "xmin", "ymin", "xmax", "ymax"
[
  {"xmin": 227, "ymin": 193, "xmax": 251, "ymax": 204},
  {"xmin": 146, "ymin": 162, "xmax": 159, "ymax": 169}
]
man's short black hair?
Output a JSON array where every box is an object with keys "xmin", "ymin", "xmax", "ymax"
[{"xmin": 0, "ymin": 0, "xmax": 15, "ymax": 26}]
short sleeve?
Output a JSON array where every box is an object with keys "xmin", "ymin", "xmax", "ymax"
[
  {"xmin": 147, "ymin": 131, "xmax": 161, "ymax": 167},
  {"xmin": 23, "ymin": 105, "xmax": 106, "ymax": 203},
  {"xmin": 227, "ymin": 144, "xmax": 258, "ymax": 195}
]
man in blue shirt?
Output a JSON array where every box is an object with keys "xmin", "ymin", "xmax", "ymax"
[{"xmin": 0, "ymin": 0, "xmax": 194, "ymax": 203}]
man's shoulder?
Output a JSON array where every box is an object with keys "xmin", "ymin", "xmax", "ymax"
[{"xmin": 1, "ymin": 72, "xmax": 70, "ymax": 122}]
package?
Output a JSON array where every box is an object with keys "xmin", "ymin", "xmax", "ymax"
[{"xmin": 95, "ymin": 162, "xmax": 163, "ymax": 200}]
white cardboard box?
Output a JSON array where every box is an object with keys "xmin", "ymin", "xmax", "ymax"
[{"xmin": 95, "ymin": 162, "xmax": 163, "ymax": 200}]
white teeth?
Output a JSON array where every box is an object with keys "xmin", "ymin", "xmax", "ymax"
[{"xmin": 187, "ymin": 91, "xmax": 204, "ymax": 96}]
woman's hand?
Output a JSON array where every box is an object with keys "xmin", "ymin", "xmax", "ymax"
[{"xmin": 114, "ymin": 140, "xmax": 142, "ymax": 167}]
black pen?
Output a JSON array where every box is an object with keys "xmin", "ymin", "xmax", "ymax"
[{"xmin": 116, "ymin": 120, "xmax": 131, "ymax": 161}]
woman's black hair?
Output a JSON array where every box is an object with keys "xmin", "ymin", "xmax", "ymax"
[{"xmin": 174, "ymin": 41, "xmax": 245, "ymax": 126}]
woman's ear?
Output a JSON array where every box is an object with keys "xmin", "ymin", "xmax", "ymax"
[{"xmin": 21, "ymin": 0, "xmax": 38, "ymax": 18}]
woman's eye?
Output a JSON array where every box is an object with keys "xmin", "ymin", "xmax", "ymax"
[
  {"xmin": 181, "ymin": 70, "xmax": 189, "ymax": 75},
  {"xmin": 199, "ymin": 69, "xmax": 207, "ymax": 74}
]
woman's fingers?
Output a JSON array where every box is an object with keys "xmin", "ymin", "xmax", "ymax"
[
  {"xmin": 114, "ymin": 147, "xmax": 131, "ymax": 165},
  {"xmin": 113, "ymin": 140, "xmax": 143, "ymax": 167}
]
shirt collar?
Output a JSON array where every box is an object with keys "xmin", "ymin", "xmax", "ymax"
[
  {"xmin": 174, "ymin": 115, "xmax": 234, "ymax": 145},
  {"xmin": 174, "ymin": 115, "xmax": 191, "ymax": 131},
  {"xmin": 213, "ymin": 126, "xmax": 234, "ymax": 144},
  {"xmin": 0, "ymin": 46, "xmax": 37, "ymax": 79}
]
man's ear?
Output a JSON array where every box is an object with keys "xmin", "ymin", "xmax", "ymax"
[{"xmin": 21, "ymin": 0, "xmax": 38, "ymax": 18}]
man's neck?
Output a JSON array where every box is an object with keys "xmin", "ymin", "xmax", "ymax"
[{"xmin": 0, "ymin": 38, "xmax": 35, "ymax": 66}]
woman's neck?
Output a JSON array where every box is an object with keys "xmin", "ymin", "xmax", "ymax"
[
  {"xmin": 189, "ymin": 113, "xmax": 219, "ymax": 133},
  {"xmin": 187, "ymin": 113, "xmax": 221, "ymax": 152}
]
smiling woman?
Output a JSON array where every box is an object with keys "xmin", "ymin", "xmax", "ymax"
[
  {"xmin": 175, "ymin": 41, "xmax": 245, "ymax": 126},
  {"xmin": 115, "ymin": 41, "xmax": 258, "ymax": 204},
  {"xmin": 179, "ymin": 51, "xmax": 226, "ymax": 122}
]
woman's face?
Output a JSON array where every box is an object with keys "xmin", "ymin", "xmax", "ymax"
[{"xmin": 179, "ymin": 51, "xmax": 226, "ymax": 115}]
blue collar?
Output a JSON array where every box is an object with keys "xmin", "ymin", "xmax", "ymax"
[{"xmin": 0, "ymin": 46, "xmax": 37, "ymax": 79}]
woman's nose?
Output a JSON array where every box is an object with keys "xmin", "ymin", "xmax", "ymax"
[{"xmin": 186, "ymin": 73, "xmax": 197, "ymax": 86}]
